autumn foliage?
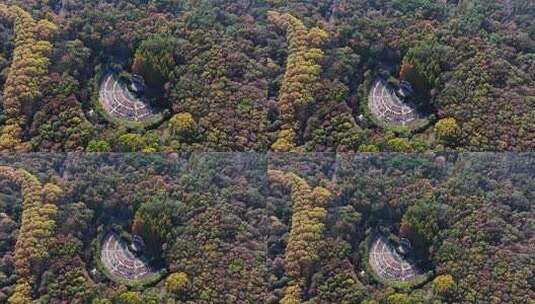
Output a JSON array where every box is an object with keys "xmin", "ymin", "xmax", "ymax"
[
  {"xmin": 434, "ymin": 117, "xmax": 461, "ymax": 144},
  {"xmin": 165, "ymin": 272, "xmax": 190, "ymax": 296},
  {"xmin": 268, "ymin": 169, "xmax": 331, "ymax": 302},
  {"xmin": 168, "ymin": 112, "xmax": 197, "ymax": 139},
  {"xmin": 0, "ymin": 166, "xmax": 59, "ymax": 304},
  {"xmin": 0, "ymin": 153, "xmax": 532, "ymax": 302},
  {"xmin": 267, "ymin": 12, "xmax": 328, "ymax": 151},
  {"xmin": 0, "ymin": 5, "xmax": 56, "ymax": 151},
  {"xmin": 432, "ymin": 274, "xmax": 456, "ymax": 296}
]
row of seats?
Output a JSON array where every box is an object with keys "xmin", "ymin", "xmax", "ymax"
[
  {"xmin": 99, "ymin": 74, "xmax": 156, "ymax": 121},
  {"xmin": 369, "ymin": 237, "xmax": 421, "ymax": 281},
  {"xmin": 368, "ymin": 80, "xmax": 422, "ymax": 126},
  {"xmin": 101, "ymin": 233, "xmax": 156, "ymax": 280}
]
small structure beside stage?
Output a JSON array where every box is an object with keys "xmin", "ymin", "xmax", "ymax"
[
  {"xmin": 129, "ymin": 74, "xmax": 146, "ymax": 95},
  {"xmin": 396, "ymin": 238, "xmax": 413, "ymax": 256},
  {"xmin": 129, "ymin": 234, "xmax": 146, "ymax": 255},
  {"xmin": 396, "ymin": 81, "xmax": 415, "ymax": 100}
]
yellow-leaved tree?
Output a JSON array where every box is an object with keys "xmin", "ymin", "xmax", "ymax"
[
  {"xmin": 0, "ymin": 4, "xmax": 56, "ymax": 151},
  {"xmin": 0, "ymin": 166, "xmax": 60, "ymax": 304},
  {"xmin": 267, "ymin": 12, "xmax": 328, "ymax": 151},
  {"xmin": 268, "ymin": 169, "xmax": 331, "ymax": 303}
]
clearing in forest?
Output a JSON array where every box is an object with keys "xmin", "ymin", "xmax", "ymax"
[
  {"xmin": 98, "ymin": 73, "xmax": 159, "ymax": 122},
  {"xmin": 368, "ymin": 79, "xmax": 427, "ymax": 129},
  {"xmin": 100, "ymin": 232, "xmax": 159, "ymax": 282},
  {"xmin": 369, "ymin": 235, "xmax": 422, "ymax": 283}
]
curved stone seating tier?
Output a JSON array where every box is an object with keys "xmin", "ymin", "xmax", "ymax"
[
  {"xmin": 98, "ymin": 74, "xmax": 159, "ymax": 122},
  {"xmin": 369, "ymin": 236, "xmax": 422, "ymax": 282},
  {"xmin": 100, "ymin": 232, "xmax": 158, "ymax": 281},
  {"xmin": 368, "ymin": 79, "xmax": 425, "ymax": 127}
]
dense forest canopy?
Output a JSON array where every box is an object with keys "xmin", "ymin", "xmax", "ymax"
[
  {"xmin": 0, "ymin": 153, "xmax": 533, "ymax": 303},
  {"xmin": 0, "ymin": 0, "xmax": 534, "ymax": 303},
  {"xmin": 0, "ymin": 0, "xmax": 532, "ymax": 152}
]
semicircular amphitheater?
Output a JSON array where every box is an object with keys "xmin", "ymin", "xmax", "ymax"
[
  {"xmin": 369, "ymin": 235, "xmax": 423, "ymax": 283},
  {"xmin": 100, "ymin": 232, "xmax": 160, "ymax": 282},
  {"xmin": 99, "ymin": 74, "xmax": 159, "ymax": 122},
  {"xmin": 368, "ymin": 79, "xmax": 427, "ymax": 128}
]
